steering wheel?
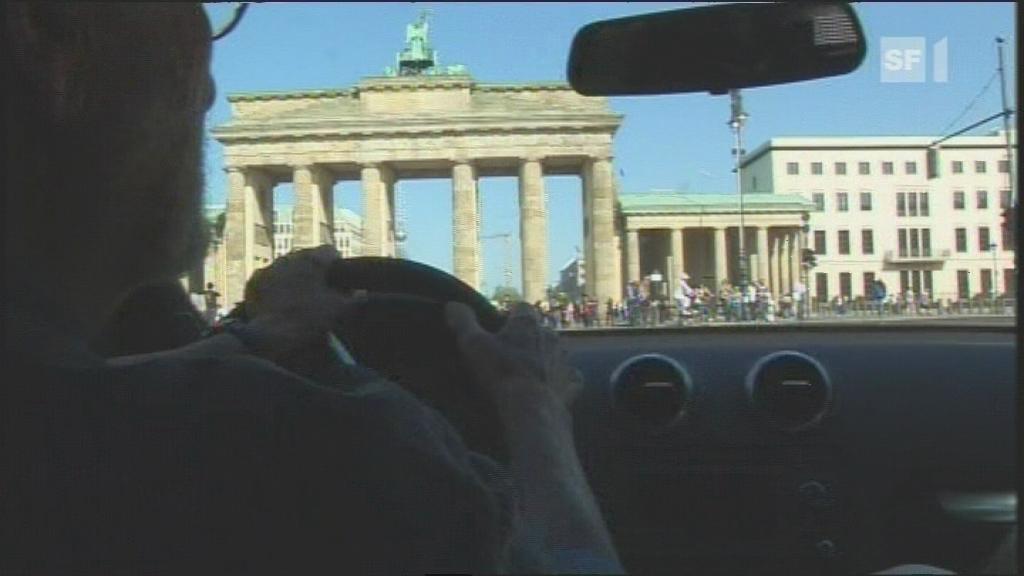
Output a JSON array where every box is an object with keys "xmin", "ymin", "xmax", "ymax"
[
  {"xmin": 323, "ymin": 257, "xmax": 509, "ymax": 462},
  {"xmin": 227, "ymin": 257, "xmax": 509, "ymax": 461}
]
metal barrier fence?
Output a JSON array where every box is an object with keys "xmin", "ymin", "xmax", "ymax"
[{"xmin": 542, "ymin": 297, "xmax": 1017, "ymax": 329}]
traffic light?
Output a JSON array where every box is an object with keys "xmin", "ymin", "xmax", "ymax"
[{"xmin": 802, "ymin": 248, "xmax": 817, "ymax": 269}]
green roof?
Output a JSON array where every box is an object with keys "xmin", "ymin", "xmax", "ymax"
[{"xmin": 619, "ymin": 193, "xmax": 814, "ymax": 215}]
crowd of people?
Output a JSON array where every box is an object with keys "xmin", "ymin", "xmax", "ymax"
[{"xmin": 489, "ymin": 274, "xmax": 1015, "ymax": 330}]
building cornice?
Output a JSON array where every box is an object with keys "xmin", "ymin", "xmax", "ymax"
[
  {"xmin": 212, "ymin": 113, "xmax": 623, "ymax": 143},
  {"xmin": 741, "ymin": 134, "xmax": 1017, "ymax": 168}
]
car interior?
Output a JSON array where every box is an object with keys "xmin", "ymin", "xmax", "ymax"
[{"xmin": 100, "ymin": 2, "xmax": 1018, "ymax": 574}]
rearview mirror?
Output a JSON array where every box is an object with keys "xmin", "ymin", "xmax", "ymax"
[{"xmin": 568, "ymin": 2, "xmax": 866, "ymax": 96}]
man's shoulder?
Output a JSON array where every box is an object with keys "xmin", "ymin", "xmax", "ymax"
[{"xmin": 105, "ymin": 352, "xmax": 385, "ymax": 419}]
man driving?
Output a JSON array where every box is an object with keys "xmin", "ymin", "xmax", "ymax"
[{"xmin": 3, "ymin": 3, "xmax": 621, "ymax": 573}]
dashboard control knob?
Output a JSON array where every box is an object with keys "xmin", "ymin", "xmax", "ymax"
[
  {"xmin": 815, "ymin": 539, "xmax": 838, "ymax": 559},
  {"xmin": 798, "ymin": 480, "xmax": 834, "ymax": 509}
]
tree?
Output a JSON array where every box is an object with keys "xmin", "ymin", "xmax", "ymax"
[
  {"xmin": 213, "ymin": 212, "xmax": 226, "ymax": 241},
  {"xmin": 491, "ymin": 285, "xmax": 522, "ymax": 303}
]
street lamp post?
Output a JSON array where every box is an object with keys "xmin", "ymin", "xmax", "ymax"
[
  {"xmin": 988, "ymin": 242, "xmax": 999, "ymax": 310},
  {"xmin": 728, "ymin": 89, "xmax": 749, "ymax": 319}
]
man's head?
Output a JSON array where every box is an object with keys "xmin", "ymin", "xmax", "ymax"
[{"xmin": 5, "ymin": 3, "xmax": 214, "ymax": 322}]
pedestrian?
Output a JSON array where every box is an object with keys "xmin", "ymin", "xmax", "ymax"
[{"xmin": 203, "ymin": 282, "xmax": 221, "ymax": 325}]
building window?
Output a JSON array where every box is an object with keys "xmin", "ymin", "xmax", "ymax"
[
  {"xmin": 860, "ymin": 191, "xmax": 872, "ymax": 211},
  {"xmin": 922, "ymin": 228, "xmax": 931, "ymax": 257},
  {"xmin": 836, "ymin": 192, "xmax": 849, "ymax": 212},
  {"xmin": 898, "ymin": 229, "xmax": 908, "ymax": 257},
  {"xmin": 813, "ymin": 192, "xmax": 825, "ymax": 212},
  {"xmin": 787, "ymin": 162, "xmax": 799, "ymax": 175},
  {"xmin": 882, "ymin": 161, "xmax": 894, "ymax": 175},
  {"xmin": 905, "ymin": 161, "xmax": 917, "ymax": 175},
  {"xmin": 909, "ymin": 228, "xmax": 920, "ymax": 257},
  {"xmin": 1000, "ymin": 189, "xmax": 1012, "ymax": 210},
  {"xmin": 978, "ymin": 226, "xmax": 991, "ymax": 251},
  {"xmin": 900, "ymin": 270, "xmax": 909, "ymax": 294},
  {"xmin": 998, "ymin": 159, "xmax": 1010, "ymax": 173},
  {"xmin": 951, "ymin": 160, "xmax": 964, "ymax": 174},
  {"xmin": 1005, "ymin": 268, "xmax": 1016, "ymax": 296},
  {"xmin": 811, "ymin": 162, "xmax": 823, "ymax": 175},
  {"xmin": 838, "ymin": 230, "xmax": 850, "ymax": 255},
  {"xmin": 815, "ymin": 273, "xmax": 829, "ymax": 303},
  {"xmin": 814, "ymin": 230, "xmax": 827, "ymax": 255},
  {"xmin": 908, "ymin": 192, "xmax": 918, "ymax": 216},
  {"xmin": 977, "ymin": 190, "xmax": 988, "ymax": 209},
  {"xmin": 835, "ymin": 162, "xmax": 847, "ymax": 175},
  {"xmin": 980, "ymin": 269, "xmax": 993, "ymax": 296},
  {"xmin": 975, "ymin": 160, "xmax": 987, "ymax": 173},
  {"xmin": 953, "ymin": 190, "xmax": 965, "ymax": 210},
  {"xmin": 956, "ymin": 270, "xmax": 970, "ymax": 300},
  {"xmin": 955, "ymin": 228, "xmax": 967, "ymax": 253},
  {"xmin": 920, "ymin": 192, "xmax": 930, "ymax": 216},
  {"xmin": 924, "ymin": 270, "xmax": 933, "ymax": 296},
  {"xmin": 858, "ymin": 161, "xmax": 870, "ymax": 175},
  {"xmin": 1003, "ymin": 224, "xmax": 1013, "ymax": 251},
  {"xmin": 839, "ymin": 272, "xmax": 852, "ymax": 300},
  {"xmin": 897, "ymin": 192, "xmax": 907, "ymax": 216},
  {"xmin": 861, "ymin": 229, "xmax": 874, "ymax": 255}
]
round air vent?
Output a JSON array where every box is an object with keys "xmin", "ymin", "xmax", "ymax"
[
  {"xmin": 610, "ymin": 354, "xmax": 693, "ymax": 431},
  {"xmin": 745, "ymin": 351, "xmax": 832, "ymax": 432}
]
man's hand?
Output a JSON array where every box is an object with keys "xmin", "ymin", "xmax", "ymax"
[
  {"xmin": 445, "ymin": 301, "xmax": 623, "ymax": 572},
  {"xmin": 240, "ymin": 246, "xmax": 352, "ymax": 366},
  {"xmin": 445, "ymin": 301, "xmax": 583, "ymax": 418}
]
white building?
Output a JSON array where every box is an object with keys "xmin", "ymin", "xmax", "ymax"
[
  {"xmin": 271, "ymin": 206, "xmax": 364, "ymax": 258},
  {"xmin": 195, "ymin": 205, "xmax": 364, "ymax": 297},
  {"xmin": 741, "ymin": 130, "xmax": 1016, "ymax": 303}
]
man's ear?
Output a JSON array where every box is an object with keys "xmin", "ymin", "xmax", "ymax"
[{"xmin": 6, "ymin": 2, "xmax": 90, "ymax": 122}]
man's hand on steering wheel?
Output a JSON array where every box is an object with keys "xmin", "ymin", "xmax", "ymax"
[
  {"xmin": 238, "ymin": 245, "xmax": 355, "ymax": 370},
  {"xmin": 445, "ymin": 301, "xmax": 583, "ymax": 429}
]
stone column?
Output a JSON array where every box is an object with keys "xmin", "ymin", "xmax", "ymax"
[
  {"xmin": 362, "ymin": 164, "xmax": 387, "ymax": 257},
  {"xmin": 714, "ymin": 227, "xmax": 728, "ymax": 289},
  {"xmin": 253, "ymin": 173, "xmax": 274, "ymax": 267},
  {"xmin": 292, "ymin": 165, "xmax": 334, "ymax": 249},
  {"xmin": 519, "ymin": 158, "xmax": 547, "ymax": 304},
  {"xmin": 769, "ymin": 235, "xmax": 781, "ymax": 297},
  {"xmin": 756, "ymin": 226, "xmax": 769, "ymax": 286},
  {"xmin": 670, "ymin": 228, "xmax": 684, "ymax": 297},
  {"xmin": 224, "ymin": 167, "xmax": 248, "ymax": 307},
  {"xmin": 613, "ymin": 231, "xmax": 623, "ymax": 301},
  {"xmin": 385, "ymin": 174, "xmax": 396, "ymax": 257},
  {"xmin": 781, "ymin": 233, "xmax": 792, "ymax": 295},
  {"xmin": 626, "ymin": 229, "xmax": 640, "ymax": 284},
  {"xmin": 581, "ymin": 166, "xmax": 595, "ymax": 297},
  {"xmin": 789, "ymin": 230, "xmax": 802, "ymax": 294},
  {"xmin": 225, "ymin": 167, "xmax": 273, "ymax": 307},
  {"xmin": 588, "ymin": 156, "xmax": 618, "ymax": 305},
  {"xmin": 452, "ymin": 161, "xmax": 480, "ymax": 290}
]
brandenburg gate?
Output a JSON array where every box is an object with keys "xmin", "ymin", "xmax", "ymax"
[{"xmin": 212, "ymin": 14, "xmax": 622, "ymax": 307}]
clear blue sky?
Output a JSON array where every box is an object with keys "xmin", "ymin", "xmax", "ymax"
[{"xmin": 202, "ymin": 2, "xmax": 1016, "ymax": 295}]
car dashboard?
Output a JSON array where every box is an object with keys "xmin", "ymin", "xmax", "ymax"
[{"xmin": 561, "ymin": 325, "xmax": 1017, "ymax": 575}]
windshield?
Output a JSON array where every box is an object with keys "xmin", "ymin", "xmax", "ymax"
[{"xmin": 200, "ymin": 2, "xmax": 1017, "ymax": 330}]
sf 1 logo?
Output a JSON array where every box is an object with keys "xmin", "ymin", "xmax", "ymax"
[{"xmin": 880, "ymin": 37, "xmax": 949, "ymax": 83}]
